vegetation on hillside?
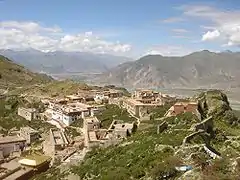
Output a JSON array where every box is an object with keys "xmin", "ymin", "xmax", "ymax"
[
  {"xmin": 70, "ymin": 125, "xmax": 185, "ymax": 180},
  {"xmin": 0, "ymin": 96, "xmax": 54, "ymax": 135},
  {"xmin": 16, "ymin": 89, "xmax": 240, "ymax": 180},
  {"xmin": 198, "ymin": 90, "xmax": 239, "ymax": 124},
  {"xmin": 9, "ymin": 80, "xmax": 90, "ymax": 97},
  {"xmin": 103, "ymin": 85, "xmax": 131, "ymax": 97},
  {"xmin": 96, "ymin": 104, "xmax": 137, "ymax": 129},
  {"xmin": 0, "ymin": 55, "xmax": 52, "ymax": 89}
]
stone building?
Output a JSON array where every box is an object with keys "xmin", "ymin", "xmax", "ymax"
[
  {"xmin": 90, "ymin": 105, "xmax": 106, "ymax": 116},
  {"xmin": 19, "ymin": 127, "xmax": 40, "ymax": 145},
  {"xmin": 108, "ymin": 120, "xmax": 134, "ymax": 138},
  {"xmin": 65, "ymin": 95, "xmax": 85, "ymax": 103},
  {"xmin": 43, "ymin": 129, "xmax": 69, "ymax": 156},
  {"xmin": 83, "ymin": 116, "xmax": 101, "ymax": 131},
  {"xmin": 122, "ymin": 98, "xmax": 162, "ymax": 118},
  {"xmin": 18, "ymin": 107, "xmax": 36, "ymax": 121},
  {"xmin": 0, "ymin": 136, "xmax": 26, "ymax": 158}
]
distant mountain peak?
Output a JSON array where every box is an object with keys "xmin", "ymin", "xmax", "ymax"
[
  {"xmin": 222, "ymin": 50, "xmax": 233, "ymax": 54},
  {"xmin": 0, "ymin": 49, "xmax": 133, "ymax": 75},
  {"xmin": 98, "ymin": 50, "xmax": 240, "ymax": 89}
]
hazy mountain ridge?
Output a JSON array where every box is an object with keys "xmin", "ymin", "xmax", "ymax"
[
  {"xmin": 0, "ymin": 55, "xmax": 53, "ymax": 88},
  {"xmin": 0, "ymin": 49, "xmax": 133, "ymax": 74},
  {"xmin": 97, "ymin": 50, "xmax": 240, "ymax": 89}
]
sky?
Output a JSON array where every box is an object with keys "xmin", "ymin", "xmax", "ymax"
[{"xmin": 0, "ymin": 0, "xmax": 240, "ymax": 58}]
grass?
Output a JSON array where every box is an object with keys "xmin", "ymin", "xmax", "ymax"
[
  {"xmin": 70, "ymin": 118, "xmax": 83, "ymax": 128},
  {"xmin": 0, "ymin": 96, "xmax": 55, "ymax": 134},
  {"xmin": 65, "ymin": 127, "xmax": 81, "ymax": 138},
  {"xmin": 214, "ymin": 120, "xmax": 240, "ymax": 136},
  {"xmin": 149, "ymin": 103, "xmax": 173, "ymax": 120},
  {"xmin": 32, "ymin": 90, "xmax": 240, "ymax": 180},
  {"xmin": 70, "ymin": 123, "xmax": 185, "ymax": 180},
  {"xmin": 233, "ymin": 110, "xmax": 240, "ymax": 118},
  {"xmin": 10, "ymin": 80, "xmax": 90, "ymax": 97},
  {"xmin": 0, "ymin": 55, "xmax": 52, "ymax": 89},
  {"xmin": 96, "ymin": 104, "xmax": 137, "ymax": 129}
]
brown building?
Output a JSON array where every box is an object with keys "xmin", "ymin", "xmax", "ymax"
[{"xmin": 164, "ymin": 102, "xmax": 198, "ymax": 117}]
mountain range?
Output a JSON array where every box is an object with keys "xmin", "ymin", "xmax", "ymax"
[
  {"xmin": 0, "ymin": 55, "xmax": 52, "ymax": 89},
  {"xmin": 0, "ymin": 49, "xmax": 133, "ymax": 75},
  {"xmin": 97, "ymin": 50, "xmax": 240, "ymax": 89},
  {"xmin": 2, "ymin": 49, "xmax": 240, "ymax": 90}
]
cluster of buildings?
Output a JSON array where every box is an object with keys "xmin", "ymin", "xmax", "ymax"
[
  {"xmin": 0, "ymin": 126, "xmax": 41, "ymax": 160},
  {"xmin": 17, "ymin": 89, "xmax": 122, "ymax": 127},
  {"xmin": 0, "ymin": 127, "xmax": 51, "ymax": 180},
  {"xmin": 4, "ymin": 87, "xmax": 201, "ymax": 179},
  {"xmin": 121, "ymin": 89, "xmax": 176, "ymax": 120},
  {"xmin": 43, "ymin": 89, "xmax": 122, "ymax": 127},
  {"xmin": 84, "ymin": 117, "xmax": 135, "ymax": 149}
]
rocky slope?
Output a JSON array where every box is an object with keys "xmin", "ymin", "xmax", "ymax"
[
  {"xmin": 97, "ymin": 50, "xmax": 240, "ymax": 89},
  {"xmin": 33, "ymin": 90, "xmax": 240, "ymax": 180}
]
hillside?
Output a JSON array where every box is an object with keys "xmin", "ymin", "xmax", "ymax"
[
  {"xmin": 34, "ymin": 90, "xmax": 240, "ymax": 180},
  {"xmin": 0, "ymin": 55, "xmax": 53, "ymax": 89},
  {"xmin": 0, "ymin": 49, "xmax": 133, "ymax": 75},
  {"xmin": 9, "ymin": 80, "xmax": 130, "ymax": 100},
  {"xmin": 97, "ymin": 50, "xmax": 240, "ymax": 89}
]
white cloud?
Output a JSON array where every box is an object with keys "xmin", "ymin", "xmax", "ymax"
[
  {"xmin": 171, "ymin": 28, "xmax": 189, "ymax": 33},
  {"xmin": 0, "ymin": 21, "xmax": 131, "ymax": 54},
  {"xmin": 202, "ymin": 30, "xmax": 220, "ymax": 41},
  {"xmin": 172, "ymin": 35, "xmax": 191, "ymax": 39},
  {"xmin": 59, "ymin": 32, "xmax": 131, "ymax": 53},
  {"xmin": 180, "ymin": 5, "xmax": 240, "ymax": 47},
  {"xmin": 0, "ymin": 21, "xmax": 61, "ymax": 33},
  {"xmin": 144, "ymin": 45, "xmax": 195, "ymax": 57},
  {"xmin": 161, "ymin": 17, "xmax": 185, "ymax": 23}
]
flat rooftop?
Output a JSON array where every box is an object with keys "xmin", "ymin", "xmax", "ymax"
[
  {"xmin": 85, "ymin": 116, "xmax": 99, "ymax": 123},
  {"xmin": 50, "ymin": 129, "xmax": 69, "ymax": 145},
  {"xmin": 66, "ymin": 95, "xmax": 83, "ymax": 100},
  {"xmin": 20, "ymin": 127, "xmax": 39, "ymax": 134},
  {"xmin": 0, "ymin": 136, "xmax": 26, "ymax": 144},
  {"xmin": 62, "ymin": 106, "xmax": 88, "ymax": 113},
  {"xmin": 68, "ymin": 102, "xmax": 92, "ymax": 109},
  {"xmin": 3, "ymin": 167, "xmax": 33, "ymax": 180},
  {"xmin": 174, "ymin": 102, "xmax": 198, "ymax": 106},
  {"xmin": 19, "ymin": 154, "xmax": 51, "ymax": 167},
  {"xmin": 125, "ymin": 98, "xmax": 144, "ymax": 106},
  {"xmin": 88, "ymin": 131, "xmax": 98, "ymax": 142},
  {"xmin": 125, "ymin": 98, "xmax": 162, "ymax": 106}
]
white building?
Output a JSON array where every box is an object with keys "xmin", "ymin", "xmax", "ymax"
[
  {"xmin": 49, "ymin": 102, "xmax": 91, "ymax": 126},
  {"xmin": 94, "ymin": 94, "xmax": 109, "ymax": 104}
]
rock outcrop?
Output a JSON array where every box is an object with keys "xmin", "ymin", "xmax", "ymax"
[{"xmin": 197, "ymin": 90, "xmax": 238, "ymax": 124}]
